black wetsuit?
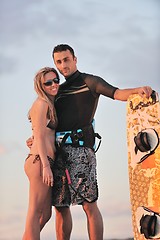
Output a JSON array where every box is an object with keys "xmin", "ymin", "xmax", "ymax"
[
  {"xmin": 52, "ymin": 70, "xmax": 118, "ymax": 206},
  {"xmin": 55, "ymin": 70, "xmax": 118, "ymax": 131}
]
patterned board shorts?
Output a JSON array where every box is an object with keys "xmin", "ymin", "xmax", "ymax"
[{"xmin": 52, "ymin": 145, "xmax": 98, "ymax": 207}]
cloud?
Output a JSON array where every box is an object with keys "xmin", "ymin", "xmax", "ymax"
[
  {"xmin": 105, "ymin": 36, "xmax": 160, "ymax": 87},
  {"xmin": 101, "ymin": 200, "xmax": 132, "ymax": 218},
  {"xmin": 0, "ymin": 144, "xmax": 6, "ymax": 155},
  {"xmin": 0, "ymin": 141, "xmax": 26, "ymax": 156},
  {"xmin": 0, "ymin": 53, "xmax": 17, "ymax": 74},
  {"xmin": 1, "ymin": 0, "xmax": 88, "ymax": 46},
  {"xmin": 1, "ymin": 0, "xmax": 159, "ymax": 86},
  {"xmin": 0, "ymin": 208, "xmax": 26, "ymax": 240}
]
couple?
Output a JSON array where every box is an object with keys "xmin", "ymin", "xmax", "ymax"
[{"xmin": 23, "ymin": 44, "xmax": 152, "ymax": 240}]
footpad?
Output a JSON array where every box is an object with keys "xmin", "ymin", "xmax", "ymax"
[{"xmin": 140, "ymin": 214, "xmax": 157, "ymax": 238}]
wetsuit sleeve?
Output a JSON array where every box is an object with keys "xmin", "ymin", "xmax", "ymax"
[{"xmin": 84, "ymin": 74, "xmax": 118, "ymax": 99}]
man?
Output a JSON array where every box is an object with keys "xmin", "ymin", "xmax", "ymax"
[{"xmin": 51, "ymin": 44, "xmax": 152, "ymax": 240}]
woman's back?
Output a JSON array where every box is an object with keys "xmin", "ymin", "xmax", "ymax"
[{"xmin": 29, "ymin": 98, "xmax": 56, "ymax": 158}]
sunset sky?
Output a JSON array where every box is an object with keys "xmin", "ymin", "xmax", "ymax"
[{"xmin": 0, "ymin": 0, "xmax": 159, "ymax": 239}]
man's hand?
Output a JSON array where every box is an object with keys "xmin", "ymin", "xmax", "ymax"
[
  {"xmin": 137, "ymin": 86, "xmax": 153, "ymax": 98},
  {"xmin": 26, "ymin": 136, "xmax": 34, "ymax": 148}
]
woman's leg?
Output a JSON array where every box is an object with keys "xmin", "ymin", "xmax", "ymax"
[
  {"xmin": 39, "ymin": 191, "xmax": 52, "ymax": 231},
  {"xmin": 22, "ymin": 155, "xmax": 52, "ymax": 240}
]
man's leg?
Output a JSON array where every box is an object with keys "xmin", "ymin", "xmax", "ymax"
[
  {"xmin": 54, "ymin": 206, "xmax": 72, "ymax": 240},
  {"xmin": 82, "ymin": 201, "xmax": 103, "ymax": 240}
]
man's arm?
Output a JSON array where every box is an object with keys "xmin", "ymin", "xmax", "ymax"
[{"xmin": 114, "ymin": 86, "xmax": 153, "ymax": 101}]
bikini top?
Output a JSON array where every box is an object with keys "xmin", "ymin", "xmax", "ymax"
[
  {"xmin": 28, "ymin": 117, "xmax": 57, "ymax": 131},
  {"xmin": 46, "ymin": 119, "xmax": 57, "ymax": 130},
  {"xmin": 28, "ymin": 103, "xmax": 57, "ymax": 130}
]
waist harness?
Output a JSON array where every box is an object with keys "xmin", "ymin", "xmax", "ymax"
[{"xmin": 56, "ymin": 120, "xmax": 102, "ymax": 153}]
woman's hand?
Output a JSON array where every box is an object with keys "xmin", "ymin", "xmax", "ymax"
[
  {"xmin": 43, "ymin": 165, "xmax": 54, "ymax": 187},
  {"xmin": 26, "ymin": 136, "xmax": 34, "ymax": 148}
]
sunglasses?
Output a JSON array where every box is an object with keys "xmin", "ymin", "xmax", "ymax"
[{"xmin": 43, "ymin": 78, "xmax": 60, "ymax": 86}]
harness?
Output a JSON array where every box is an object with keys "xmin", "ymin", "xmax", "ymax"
[{"xmin": 56, "ymin": 120, "xmax": 102, "ymax": 153}]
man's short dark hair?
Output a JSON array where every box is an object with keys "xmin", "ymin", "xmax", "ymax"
[{"xmin": 52, "ymin": 44, "xmax": 75, "ymax": 58}]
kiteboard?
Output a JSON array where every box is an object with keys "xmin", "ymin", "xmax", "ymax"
[{"xmin": 126, "ymin": 90, "xmax": 160, "ymax": 239}]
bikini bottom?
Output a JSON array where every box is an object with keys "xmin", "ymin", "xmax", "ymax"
[{"xmin": 25, "ymin": 154, "xmax": 54, "ymax": 170}]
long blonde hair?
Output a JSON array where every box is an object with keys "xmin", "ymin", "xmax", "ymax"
[{"xmin": 32, "ymin": 67, "xmax": 59, "ymax": 122}]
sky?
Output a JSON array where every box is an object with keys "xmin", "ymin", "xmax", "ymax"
[{"xmin": 0, "ymin": 0, "xmax": 159, "ymax": 239}]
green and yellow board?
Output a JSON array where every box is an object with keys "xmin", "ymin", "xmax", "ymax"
[{"xmin": 127, "ymin": 91, "xmax": 160, "ymax": 239}]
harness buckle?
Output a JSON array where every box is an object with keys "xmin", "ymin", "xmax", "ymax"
[{"xmin": 56, "ymin": 120, "xmax": 102, "ymax": 152}]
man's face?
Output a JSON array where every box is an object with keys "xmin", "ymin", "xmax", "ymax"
[{"xmin": 53, "ymin": 49, "xmax": 77, "ymax": 78}]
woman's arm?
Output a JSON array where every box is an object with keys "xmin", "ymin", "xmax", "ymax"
[{"xmin": 30, "ymin": 98, "xmax": 53, "ymax": 186}]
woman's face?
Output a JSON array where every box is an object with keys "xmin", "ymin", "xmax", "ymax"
[{"xmin": 42, "ymin": 71, "xmax": 59, "ymax": 96}]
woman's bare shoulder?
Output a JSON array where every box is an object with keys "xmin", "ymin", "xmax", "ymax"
[{"xmin": 29, "ymin": 98, "xmax": 48, "ymax": 115}]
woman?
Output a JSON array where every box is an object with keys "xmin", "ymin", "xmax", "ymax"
[{"xmin": 23, "ymin": 67, "xmax": 60, "ymax": 240}]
